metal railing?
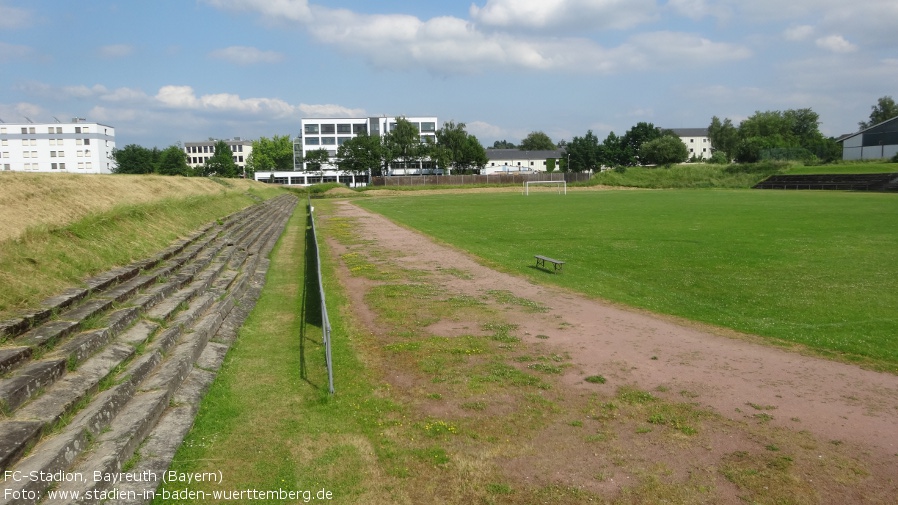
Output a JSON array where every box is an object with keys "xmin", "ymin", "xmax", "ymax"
[{"xmin": 308, "ymin": 196, "xmax": 334, "ymax": 394}]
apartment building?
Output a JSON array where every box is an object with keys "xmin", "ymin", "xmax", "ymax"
[
  {"xmin": 183, "ymin": 138, "xmax": 253, "ymax": 174},
  {"xmin": 668, "ymin": 128, "xmax": 712, "ymax": 160},
  {"xmin": 0, "ymin": 119, "xmax": 116, "ymax": 174}
]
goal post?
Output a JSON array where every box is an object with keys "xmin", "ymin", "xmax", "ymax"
[{"xmin": 524, "ymin": 180, "xmax": 567, "ymax": 195}]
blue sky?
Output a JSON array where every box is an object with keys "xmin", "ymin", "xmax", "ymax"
[{"xmin": 2, "ymin": 0, "xmax": 896, "ymax": 148}]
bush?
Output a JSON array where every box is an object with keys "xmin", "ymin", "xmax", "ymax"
[
  {"xmin": 708, "ymin": 151, "xmax": 729, "ymax": 164},
  {"xmin": 892, "ymin": 152, "xmax": 898, "ymax": 163}
]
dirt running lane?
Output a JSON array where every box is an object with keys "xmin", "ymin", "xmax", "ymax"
[{"xmin": 332, "ymin": 200, "xmax": 898, "ymax": 459}]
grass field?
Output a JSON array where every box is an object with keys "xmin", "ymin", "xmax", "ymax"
[
  {"xmin": 784, "ymin": 162, "xmax": 898, "ymax": 175},
  {"xmin": 356, "ymin": 189, "xmax": 898, "ymax": 369},
  {"xmin": 163, "ymin": 196, "xmax": 885, "ymax": 503}
]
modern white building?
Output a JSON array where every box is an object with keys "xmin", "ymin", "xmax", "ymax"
[
  {"xmin": 668, "ymin": 128, "xmax": 712, "ymax": 160},
  {"xmin": 184, "ymin": 138, "xmax": 253, "ymax": 174},
  {"xmin": 255, "ymin": 115, "xmax": 438, "ymax": 186},
  {"xmin": 483, "ymin": 149, "xmax": 563, "ymax": 174},
  {"xmin": 0, "ymin": 119, "xmax": 116, "ymax": 174}
]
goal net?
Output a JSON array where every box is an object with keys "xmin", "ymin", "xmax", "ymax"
[{"xmin": 524, "ymin": 180, "xmax": 567, "ymax": 195}]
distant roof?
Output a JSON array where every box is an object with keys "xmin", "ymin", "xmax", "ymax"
[
  {"xmin": 838, "ymin": 115, "xmax": 898, "ymax": 142},
  {"xmin": 667, "ymin": 128, "xmax": 709, "ymax": 137},
  {"xmin": 485, "ymin": 149, "xmax": 563, "ymax": 160}
]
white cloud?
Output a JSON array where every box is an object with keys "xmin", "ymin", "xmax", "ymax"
[
  {"xmin": 666, "ymin": 0, "xmax": 732, "ymax": 21},
  {"xmin": 470, "ymin": 0, "xmax": 657, "ymax": 32},
  {"xmin": 0, "ymin": 3, "xmax": 31, "ymax": 29},
  {"xmin": 783, "ymin": 25, "xmax": 814, "ymax": 42},
  {"xmin": 0, "ymin": 42, "xmax": 32, "ymax": 62},
  {"xmin": 466, "ymin": 120, "xmax": 504, "ymax": 140},
  {"xmin": 815, "ymin": 35, "xmax": 857, "ymax": 54},
  {"xmin": 298, "ymin": 103, "xmax": 366, "ymax": 117},
  {"xmin": 98, "ymin": 44, "xmax": 134, "ymax": 58},
  {"xmin": 201, "ymin": 0, "xmax": 312, "ymax": 23},
  {"xmin": 209, "ymin": 46, "xmax": 285, "ymax": 65}
]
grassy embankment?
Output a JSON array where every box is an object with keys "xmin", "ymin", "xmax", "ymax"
[
  {"xmin": 0, "ymin": 173, "xmax": 285, "ymax": 318},
  {"xmin": 357, "ymin": 190, "xmax": 898, "ymax": 371}
]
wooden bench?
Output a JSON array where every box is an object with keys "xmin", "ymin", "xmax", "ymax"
[{"xmin": 534, "ymin": 255, "xmax": 564, "ymax": 273}]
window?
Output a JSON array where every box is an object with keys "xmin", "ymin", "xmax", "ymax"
[
  {"xmin": 82, "ymin": 128, "xmax": 89, "ymax": 133},
  {"xmin": 321, "ymin": 124, "xmax": 335, "ymax": 134},
  {"xmin": 321, "ymin": 137, "xmax": 336, "ymax": 145},
  {"xmin": 304, "ymin": 124, "xmax": 319, "ymax": 134},
  {"xmin": 337, "ymin": 137, "xmax": 351, "ymax": 145},
  {"xmin": 50, "ymin": 151, "xmax": 56, "ymax": 157},
  {"xmin": 59, "ymin": 163, "xmax": 65, "ymax": 169},
  {"xmin": 3, "ymin": 164, "xmax": 9, "ymax": 170},
  {"xmin": 56, "ymin": 127, "xmax": 63, "ymax": 134},
  {"xmin": 337, "ymin": 124, "xmax": 351, "ymax": 134},
  {"xmin": 78, "ymin": 162, "xmax": 85, "ymax": 169},
  {"xmin": 305, "ymin": 137, "xmax": 320, "ymax": 145},
  {"xmin": 77, "ymin": 150, "xmax": 84, "ymax": 157},
  {"xmin": 421, "ymin": 122, "xmax": 435, "ymax": 132},
  {"xmin": 203, "ymin": 146, "xmax": 209, "ymax": 153},
  {"xmin": 0, "ymin": 127, "xmax": 5, "ymax": 134},
  {"xmin": 29, "ymin": 127, "xmax": 35, "ymax": 134},
  {"xmin": 353, "ymin": 124, "xmax": 367, "ymax": 134},
  {"xmin": 238, "ymin": 145, "xmax": 243, "ymax": 152},
  {"xmin": 48, "ymin": 127, "xmax": 55, "ymax": 133},
  {"xmin": 1, "ymin": 140, "xmax": 6, "ymax": 146},
  {"xmin": 85, "ymin": 150, "xmax": 91, "ymax": 156},
  {"xmin": 58, "ymin": 151, "xmax": 64, "ymax": 157},
  {"xmin": 238, "ymin": 156, "xmax": 243, "ymax": 162},
  {"xmin": 23, "ymin": 151, "xmax": 29, "ymax": 158},
  {"xmin": 21, "ymin": 127, "xmax": 27, "ymax": 134},
  {"xmin": 76, "ymin": 139, "xmax": 83, "ymax": 145},
  {"xmin": 30, "ymin": 139, "xmax": 37, "ymax": 146},
  {"xmin": 51, "ymin": 163, "xmax": 58, "ymax": 169},
  {"xmin": 85, "ymin": 162, "xmax": 92, "ymax": 169},
  {"xmin": 84, "ymin": 138, "xmax": 90, "ymax": 145},
  {"xmin": 75, "ymin": 127, "xmax": 81, "ymax": 133}
]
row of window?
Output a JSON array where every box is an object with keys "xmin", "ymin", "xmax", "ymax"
[
  {"xmin": 5, "ymin": 162, "xmax": 93, "ymax": 170},
  {"xmin": 185, "ymin": 144, "xmax": 245, "ymax": 154},
  {"xmin": 304, "ymin": 123, "xmax": 367, "ymax": 135},
  {"xmin": 0, "ymin": 126, "xmax": 92, "ymax": 135},
  {"xmin": 188, "ymin": 156, "xmax": 245, "ymax": 164},
  {"xmin": 304, "ymin": 134, "xmax": 436, "ymax": 146},
  {"xmin": 8, "ymin": 138, "xmax": 91, "ymax": 146},
  {"xmin": 2, "ymin": 150, "xmax": 93, "ymax": 158}
]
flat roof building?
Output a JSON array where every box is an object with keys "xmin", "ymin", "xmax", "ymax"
[
  {"xmin": 0, "ymin": 119, "xmax": 116, "ymax": 174},
  {"xmin": 184, "ymin": 138, "xmax": 253, "ymax": 175}
]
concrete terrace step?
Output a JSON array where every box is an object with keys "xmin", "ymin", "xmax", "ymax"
[{"xmin": 0, "ymin": 194, "xmax": 297, "ymax": 504}]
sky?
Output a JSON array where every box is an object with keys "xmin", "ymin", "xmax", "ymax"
[{"xmin": 1, "ymin": 0, "xmax": 896, "ymax": 149}]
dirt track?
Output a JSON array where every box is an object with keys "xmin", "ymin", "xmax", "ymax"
[{"xmin": 332, "ymin": 199, "xmax": 898, "ymax": 459}]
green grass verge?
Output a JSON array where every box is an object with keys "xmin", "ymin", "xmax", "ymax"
[
  {"xmin": 356, "ymin": 190, "xmax": 898, "ymax": 369},
  {"xmin": 783, "ymin": 162, "xmax": 898, "ymax": 175}
]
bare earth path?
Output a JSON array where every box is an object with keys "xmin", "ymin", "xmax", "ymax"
[{"xmin": 333, "ymin": 200, "xmax": 898, "ymax": 461}]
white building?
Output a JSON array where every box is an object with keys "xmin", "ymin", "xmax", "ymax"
[
  {"xmin": 255, "ymin": 115, "xmax": 438, "ymax": 186},
  {"xmin": 483, "ymin": 149, "xmax": 563, "ymax": 174},
  {"xmin": 668, "ymin": 128, "xmax": 712, "ymax": 160},
  {"xmin": 184, "ymin": 138, "xmax": 253, "ymax": 174},
  {"xmin": 0, "ymin": 119, "xmax": 116, "ymax": 174}
]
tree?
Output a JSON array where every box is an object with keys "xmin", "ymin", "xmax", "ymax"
[
  {"xmin": 434, "ymin": 121, "xmax": 488, "ymax": 174},
  {"xmin": 565, "ymin": 130, "xmax": 601, "ymax": 172},
  {"xmin": 157, "ymin": 145, "xmax": 191, "ymax": 176},
  {"xmin": 247, "ymin": 135, "xmax": 294, "ymax": 177},
  {"xmin": 112, "ymin": 144, "xmax": 159, "ymax": 174},
  {"xmin": 304, "ymin": 148, "xmax": 330, "ymax": 172},
  {"xmin": 640, "ymin": 136, "xmax": 689, "ymax": 167},
  {"xmin": 859, "ymin": 96, "xmax": 898, "ymax": 129},
  {"xmin": 707, "ymin": 116, "xmax": 738, "ymax": 162},
  {"xmin": 336, "ymin": 132, "xmax": 384, "ymax": 176},
  {"xmin": 519, "ymin": 131, "xmax": 555, "ymax": 151},
  {"xmin": 383, "ymin": 117, "xmax": 425, "ymax": 174},
  {"xmin": 733, "ymin": 108, "xmax": 827, "ymax": 163},
  {"xmin": 621, "ymin": 122, "xmax": 662, "ymax": 165},
  {"xmin": 202, "ymin": 140, "xmax": 238, "ymax": 177},
  {"xmin": 490, "ymin": 140, "xmax": 516, "ymax": 149},
  {"xmin": 601, "ymin": 131, "xmax": 629, "ymax": 167}
]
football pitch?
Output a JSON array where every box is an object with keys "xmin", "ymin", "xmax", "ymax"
[{"xmin": 357, "ymin": 189, "xmax": 898, "ymax": 367}]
